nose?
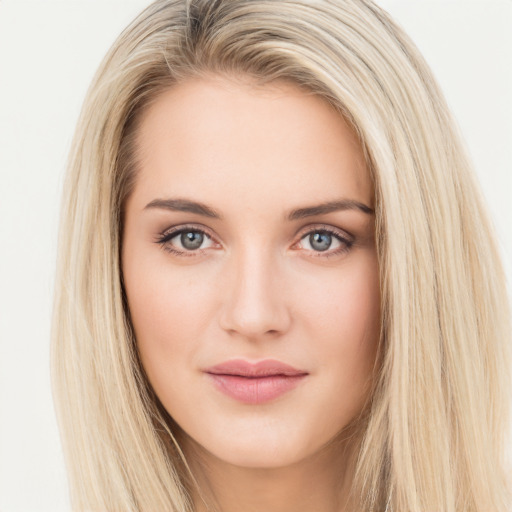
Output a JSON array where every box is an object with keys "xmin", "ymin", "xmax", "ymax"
[{"xmin": 218, "ymin": 247, "xmax": 292, "ymax": 340}]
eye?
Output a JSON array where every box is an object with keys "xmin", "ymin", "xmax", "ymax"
[
  {"xmin": 295, "ymin": 227, "xmax": 353, "ymax": 256},
  {"xmin": 155, "ymin": 225, "xmax": 217, "ymax": 256},
  {"xmin": 174, "ymin": 230, "xmax": 209, "ymax": 250}
]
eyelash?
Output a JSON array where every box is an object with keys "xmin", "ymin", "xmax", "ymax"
[{"xmin": 154, "ymin": 224, "xmax": 354, "ymax": 258}]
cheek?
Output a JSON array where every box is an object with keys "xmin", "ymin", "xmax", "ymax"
[
  {"xmin": 122, "ymin": 245, "xmax": 214, "ymax": 390},
  {"xmin": 128, "ymin": 274, "xmax": 204, "ymax": 347},
  {"xmin": 298, "ymin": 254, "xmax": 380, "ymax": 392},
  {"xmin": 302, "ymin": 254, "xmax": 380, "ymax": 342}
]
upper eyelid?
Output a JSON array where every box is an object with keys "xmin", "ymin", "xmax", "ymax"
[
  {"xmin": 160, "ymin": 224, "xmax": 354, "ymax": 240},
  {"xmin": 160, "ymin": 223, "xmax": 216, "ymax": 240},
  {"xmin": 296, "ymin": 224, "xmax": 353, "ymax": 240},
  {"xmin": 157, "ymin": 223, "xmax": 353, "ymax": 247}
]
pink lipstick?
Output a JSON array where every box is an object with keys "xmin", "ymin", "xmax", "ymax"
[{"xmin": 204, "ymin": 359, "xmax": 308, "ymax": 404}]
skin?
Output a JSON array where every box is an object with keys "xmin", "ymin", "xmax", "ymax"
[{"xmin": 122, "ymin": 75, "xmax": 380, "ymax": 512}]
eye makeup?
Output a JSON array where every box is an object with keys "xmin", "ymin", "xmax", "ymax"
[{"xmin": 153, "ymin": 223, "xmax": 355, "ymax": 259}]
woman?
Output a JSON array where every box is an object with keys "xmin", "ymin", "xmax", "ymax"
[{"xmin": 51, "ymin": 0, "xmax": 512, "ymax": 510}]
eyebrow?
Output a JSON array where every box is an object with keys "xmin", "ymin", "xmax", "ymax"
[
  {"xmin": 144, "ymin": 198, "xmax": 222, "ymax": 218},
  {"xmin": 287, "ymin": 199, "xmax": 374, "ymax": 220},
  {"xmin": 144, "ymin": 197, "xmax": 374, "ymax": 220}
]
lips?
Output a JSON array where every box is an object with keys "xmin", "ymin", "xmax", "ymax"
[{"xmin": 204, "ymin": 359, "xmax": 308, "ymax": 404}]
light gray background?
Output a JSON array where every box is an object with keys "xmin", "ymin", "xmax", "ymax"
[{"xmin": 0, "ymin": 1, "xmax": 511, "ymax": 511}]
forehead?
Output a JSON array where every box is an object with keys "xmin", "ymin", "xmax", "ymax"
[{"xmin": 130, "ymin": 76, "xmax": 372, "ymax": 214}]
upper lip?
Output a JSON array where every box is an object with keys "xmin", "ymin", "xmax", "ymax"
[{"xmin": 205, "ymin": 359, "xmax": 309, "ymax": 377}]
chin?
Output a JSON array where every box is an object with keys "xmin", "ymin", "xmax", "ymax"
[
  {"xmin": 199, "ymin": 431, "xmax": 319, "ymax": 469},
  {"xmin": 216, "ymin": 449, "xmax": 302, "ymax": 469}
]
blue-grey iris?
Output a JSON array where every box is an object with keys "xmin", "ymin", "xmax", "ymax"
[
  {"xmin": 181, "ymin": 231, "xmax": 204, "ymax": 250},
  {"xmin": 310, "ymin": 232, "xmax": 331, "ymax": 251}
]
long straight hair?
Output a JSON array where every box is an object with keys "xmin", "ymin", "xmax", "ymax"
[{"xmin": 51, "ymin": 1, "xmax": 512, "ymax": 510}]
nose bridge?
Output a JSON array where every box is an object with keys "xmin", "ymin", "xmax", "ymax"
[{"xmin": 219, "ymin": 242, "xmax": 290, "ymax": 338}]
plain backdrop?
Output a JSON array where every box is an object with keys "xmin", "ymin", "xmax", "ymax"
[{"xmin": 0, "ymin": 1, "xmax": 511, "ymax": 511}]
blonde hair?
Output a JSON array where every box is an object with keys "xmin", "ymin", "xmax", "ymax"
[{"xmin": 51, "ymin": 0, "xmax": 512, "ymax": 510}]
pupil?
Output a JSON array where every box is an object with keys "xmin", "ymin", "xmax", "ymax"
[
  {"xmin": 181, "ymin": 231, "xmax": 203, "ymax": 250},
  {"xmin": 310, "ymin": 232, "xmax": 331, "ymax": 251}
]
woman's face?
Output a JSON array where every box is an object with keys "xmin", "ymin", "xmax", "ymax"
[{"xmin": 122, "ymin": 76, "xmax": 380, "ymax": 469}]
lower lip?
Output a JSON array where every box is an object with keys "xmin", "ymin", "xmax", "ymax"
[{"xmin": 206, "ymin": 373, "xmax": 307, "ymax": 404}]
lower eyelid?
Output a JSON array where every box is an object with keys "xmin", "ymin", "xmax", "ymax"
[
  {"xmin": 155, "ymin": 231, "xmax": 215, "ymax": 257},
  {"xmin": 295, "ymin": 228, "xmax": 354, "ymax": 255}
]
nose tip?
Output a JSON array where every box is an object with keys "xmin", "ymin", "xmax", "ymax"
[{"xmin": 218, "ymin": 256, "xmax": 291, "ymax": 340}]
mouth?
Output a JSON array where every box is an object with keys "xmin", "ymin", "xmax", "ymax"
[
  {"xmin": 205, "ymin": 358, "xmax": 308, "ymax": 377},
  {"xmin": 204, "ymin": 359, "xmax": 309, "ymax": 404}
]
